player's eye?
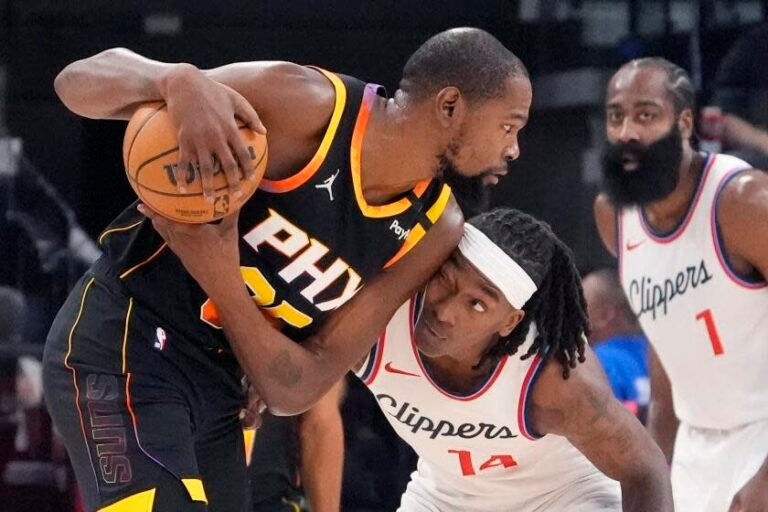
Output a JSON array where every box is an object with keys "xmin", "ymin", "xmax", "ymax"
[{"xmin": 471, "ymin": 299, "xmax": 487, "ymax": 313}]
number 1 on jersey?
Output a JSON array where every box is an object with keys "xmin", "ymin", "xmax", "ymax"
[{"xmin": 695, "ymin": 309, "xmax": 724, "ymax": 356}]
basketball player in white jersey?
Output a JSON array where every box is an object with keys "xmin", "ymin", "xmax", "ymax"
[
  {"xmin": 594, "ymin": 58, "xmax": 768, "ymax": 512},
  {"xmin": 355, "ymin": 208, "xmax": 672, "ymax": 511}
]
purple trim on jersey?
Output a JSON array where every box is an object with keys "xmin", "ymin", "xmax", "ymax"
[
  {"xmin": 617, "ymin": 209, "xmax": 624, "ymax": 283},
  {"xmin": 710, "ymin": 168, "xmax": 768, "ymax": 290},
  {"xmin": 408, "ymin": 295, "xmax": 508, "ymax": 402},
  {"xmin": 361, "ymin": 332, "xmax": 386, "ymax": 386},
  {"xmin": 126, "ymin": 374, "xmax": 174, "ymax": 475},
  {"xmin": 639, "ymin": 153, "xmax": 716, "ymax": 243},
  {"xmin": 359, "ymin": 330, "xmax": 387, "ymax": 386},
  {"xmin": 516, "ymin": 355, "xmax": 545, "ymax": 440}
]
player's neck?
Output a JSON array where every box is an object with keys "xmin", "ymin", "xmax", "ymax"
[
  {"xmin": 641, "ymin": 148, "xmax": 702, "ymax": 233},
  {"xmin": 358, "ymin": 97, "xmax": 441, "ymax": 205},
  {"xmin": 422, "ymin": 350, "xmax": 497, "ymax": 394}
]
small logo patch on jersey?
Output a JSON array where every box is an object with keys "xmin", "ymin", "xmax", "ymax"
[
  {"xmin": 389, "ymin": 219, "xmax": 411, "ymax": 241},
  {"xmin": 315, "ymin": 169, "xmax": 340, "ymax": 201},
  {"xmin": 384, "ymin": 361, "xmax": 420, "ymax": 377},
  {"xmin": 626, "ymin": 239, "xmax": 646, "ymax": 251},
  {"xmin": 154, "ymin": 327, "xmax": 167, "ymax": 351}
]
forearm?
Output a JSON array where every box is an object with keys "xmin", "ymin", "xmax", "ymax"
[
  {"xmin": 215, "ymin": 268, "xmax": 417, "ymax": 415},
  {"xmin": 54, "ymin": 48, "xmax": 193, "ymax": 120},
  {"xmin": 299, "ymin": 415, "xmax": 344, "ymax": 512},
  {"xmin": 620, "ymin": 471, "xmax": 674, "ymax": 512},
  {"xmin": 743, "ymin": 129, "xmax": 768, "ymax": 155},
  {"xmin": 215, "ymin": 281, "xmax": 341, "ymax": 415},
  {"xmin": 730, "ymin": 124, "xmax": 768, "ymax": 155},
  {"xmin": 646, "ymin": 400, "xmax": 679, "ymax": 463}
]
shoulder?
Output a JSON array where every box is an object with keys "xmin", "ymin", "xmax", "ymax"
[
  {"xmin": 716, "ymin": 169, "xmax": 768, "ymax": 274},
  {"xmin": 718, "ymin": 168, "xmax": 768, "ymax": 214},
  {"xmin": 408, "ymin": 192, "xmax": 463, "ymax": 255},
  {"xmin": 207, "ymin": 61, "xmax": 338, "ymax": 132},
  {"xmin": 529, "ymin": 346, "xmax": 610, "ymax": 436},
  {"xmin": 593, "ymin": 193, "xmax": 618, "ymax": 257},
  {"xmin": 717, "ymin": 169, "xmax": 768, "ymax": 246}
]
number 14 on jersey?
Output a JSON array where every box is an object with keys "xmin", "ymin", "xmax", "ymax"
[{"xmin": 448, "ymin": 449, "xmax": 518, "ymax": 476}]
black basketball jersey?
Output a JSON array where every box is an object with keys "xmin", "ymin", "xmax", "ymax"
[{"xmin": 96, "ymin": 69, "xmax": 452, "ymax": 347}]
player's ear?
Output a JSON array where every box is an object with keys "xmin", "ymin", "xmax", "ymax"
[
  {"xmin": 678, "ymin": 108, "xmax": 694, "ymax": 141},
  {"xmin": 498, "ymin": 309, "xmax": 524, "ymax": 338},
  {"xmin": 435, "ymin": 86, "xmax": 466, "ymax": 128}
]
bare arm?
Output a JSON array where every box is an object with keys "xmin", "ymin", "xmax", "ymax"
[
  {"xmin": 719, "ymin": 170, "xmax": 768, "ymax": 280},
  {"xmin": 646, "ymin": 345, "xmax": 678, "ymax": 463},
  {"xmin": 141, "ymin": 197, "xmax": 463, "ymax": 415},
  {"xmin": 593, "ymin": 193, "xmax": 618, "ymax": 257},
  {"xmin": 54, "ymin": 48, "xmax": 335, "ymax": 195},
  {"xmin": 718, "ymin": 170, "xmax": 768, "ymax": 511},
  {"xmin": 531, "ymin": 347, "xmax": 673, "ymax": 512},
  {"xmin": 298, "ymin": 380, "xmax": 345, "ymax": 512},
  {"xmin": 54, "ymin": 48, "xmax": 323, "ymax": 128},
  {"xmin": 722, "ymin": 115, "xmax": 768, "ymax": 156}
]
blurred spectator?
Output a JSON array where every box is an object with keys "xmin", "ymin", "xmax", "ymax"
[
  {"xmin": 711, "ymin": 22, "xmax": 768, "ymax": 168},
  {"xmin": 583, "ymin": 268, "xmax": 650, "ymax": 421},
  {"xmin": 0, "ymin": 286, "xmax": 26, "ymax": 477},
  {"xmin": 0, "ymin": 138, "xmax": 101, "ymax": 345},
  {"xmin": 720, "ymin": 113, "xmax": 768, "ymax": 167},
  {"xmin": 0, "ymin": 137, "xmax": 90, "ymax": 510}
]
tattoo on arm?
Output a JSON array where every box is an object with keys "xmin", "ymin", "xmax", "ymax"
[{"xmin": 267, "ymin": 350, "xmax": 303, "ymax": 388}]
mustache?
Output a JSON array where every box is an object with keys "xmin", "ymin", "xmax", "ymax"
[{"xmin": 600, "ymin": 124, "xmax": 683, "ymax": 207}]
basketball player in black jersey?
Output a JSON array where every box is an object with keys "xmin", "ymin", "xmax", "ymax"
[{"xmin": 45, "ymin": 28, "xmax": 532, "ymax": 511}]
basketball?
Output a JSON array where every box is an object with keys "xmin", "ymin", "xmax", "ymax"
[{"xmin": 122, "ymin": 102, "xmax": 267, "ymax": 223}]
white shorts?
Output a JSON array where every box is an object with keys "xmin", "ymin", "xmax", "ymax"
[
  {"xmin": 672, "ymin": 418, "xmax": 768, "ymax": 512},
  {"xmin": 396, "ymin": 466, "xmax": 621, "ymax": 512}
]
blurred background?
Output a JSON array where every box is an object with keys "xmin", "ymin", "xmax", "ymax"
[{"xmin": 1, "ymin": 0, "xmax": 766, "ymax": 510}]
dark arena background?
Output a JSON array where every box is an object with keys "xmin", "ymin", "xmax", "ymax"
[{"xmin": 1, "ymin": 1, "xmax": 767, "ymax": 511}]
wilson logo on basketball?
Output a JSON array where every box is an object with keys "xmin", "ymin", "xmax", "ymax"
[
  {"xmin": 123, "ymin": 103, "xmax": 267, "ymax": 223},
  {"xmin": 162, "ymin": 146, "xmax": 256, "ymax": 187}
]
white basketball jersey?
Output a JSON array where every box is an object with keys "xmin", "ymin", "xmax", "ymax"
[
  {"xmin": 619, "ymin": 153, "xmax": 768, "ymax": 429},
  {"xmin": 356, "ymin": 296, "xmax": 619, "ymax": 510}
]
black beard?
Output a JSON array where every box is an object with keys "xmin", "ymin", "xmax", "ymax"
[
  {"xmin": 600, "ymin": 124, "xmax": 683, "ymax": 207},
  {"xmin": 438, "ymin": 153, "xmax": 490, "ymax": 217}
]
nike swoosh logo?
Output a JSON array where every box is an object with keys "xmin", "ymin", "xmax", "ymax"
[
  {"xmin": 384, "ymin": 362, "xmax": 420, "ymax": 377},
  {"xmin": 626, "ymin": 240, "xmax": 646, "ymax": 251}
]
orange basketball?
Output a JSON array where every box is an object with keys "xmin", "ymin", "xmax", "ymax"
[{"xmin": 123, "ymin": 102, "xmax": 267, "ymax": 223}]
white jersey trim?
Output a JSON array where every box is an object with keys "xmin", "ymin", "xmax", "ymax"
[
  {"xmin": 710, "ymin": 168, "xmax": 768, "ymax": 290},
  {"xmin": 638, "ymin": 153, "xmax": 716, "ymax": 243},
  {"xmin": 408, "ymin": 295, "xmax": 510, "ymax": 402},
  {"xmin": 516, "ymin": 354, "xmax": 545, "ymax": 440}
]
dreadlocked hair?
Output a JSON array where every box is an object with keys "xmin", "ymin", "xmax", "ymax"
[{"xmin": 469, "ymin": 208, "xmax": 589, "ymax": 378}]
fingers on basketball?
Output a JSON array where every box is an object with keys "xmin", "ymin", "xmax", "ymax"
[{"xmin": 123, "ymin": 102, "xmax": 267, "ymax": 224}]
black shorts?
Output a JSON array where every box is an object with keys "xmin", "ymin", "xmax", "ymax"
[{"xmin": 43, "ymin": 264, "xmax": 248, "ymax": 512}]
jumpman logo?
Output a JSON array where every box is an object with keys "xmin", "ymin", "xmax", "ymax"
[{"xmin": 315, "ymin": 169, "xmax": 340, "ymax": 201}]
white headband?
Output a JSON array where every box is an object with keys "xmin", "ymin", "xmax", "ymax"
[{"xmin": 458, "ymin": 223, "xmax": 538, "ymax": 309}]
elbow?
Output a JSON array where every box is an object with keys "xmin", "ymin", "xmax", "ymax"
[
  {"xmin": 53, "ymin": 64, "xmax": 79, "ymax": 105},
  {"xmin": 254, "ymin": 382, "xmax": 320, "ymax": 417},
  {"xmin": 54, "ymin": 48, "xmax": 129, "ymax": 116},
  {"xmin": 264, "ymin": 396, "xmax": 312, "ymax": 417}
]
